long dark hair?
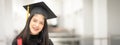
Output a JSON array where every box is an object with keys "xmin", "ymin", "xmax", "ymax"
[{"xmin": 13, "ymin": 13, "xmax": 49, "ymax": 45}]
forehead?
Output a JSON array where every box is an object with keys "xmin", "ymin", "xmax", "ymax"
[{"xmin": 32, "ymin": 14, "xmax": 45, "ymax": 21}]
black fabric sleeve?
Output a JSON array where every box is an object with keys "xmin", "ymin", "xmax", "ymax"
[
  {"xmin": 12, "ymin": 39, "xmax": 17, "ymax": 45},
  {"xmin": 49, "ymin": 39, "xmax": 54, "ymax": 45}
]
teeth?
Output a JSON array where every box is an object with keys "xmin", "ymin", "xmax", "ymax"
[
  {"xmin": 34, "ymin": 28, "xmax": 37, "ymax": 30},
  {"xmin": 33, "ymin": 27, "xmax": 38, "ymax": 30}
]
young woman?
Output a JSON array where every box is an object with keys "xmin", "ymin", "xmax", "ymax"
[{"xmin": 12, "ymin": 2, "xmax": 57, "ymax": 45}]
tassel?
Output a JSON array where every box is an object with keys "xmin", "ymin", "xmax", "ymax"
[{"xmin": 26, "ymin": 5, "xmax": 30, "ymax": 20}]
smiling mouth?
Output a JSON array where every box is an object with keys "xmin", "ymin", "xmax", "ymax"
[
  {"xmin": 33, "ymin": 27, "xmax": 39, "ymax": 31},
  {"xmin": 34, "ymin": 29, "xmax": 38, "ymax": 31}
]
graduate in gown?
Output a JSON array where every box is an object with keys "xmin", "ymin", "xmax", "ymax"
[{"xmin": 12, "ymin": 2, "xmax": 57, "ymax": 45}]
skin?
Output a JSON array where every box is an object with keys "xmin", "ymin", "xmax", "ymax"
[{"xmin": 29, "ymin": 14, "xmax": 45, "ymax": 35}]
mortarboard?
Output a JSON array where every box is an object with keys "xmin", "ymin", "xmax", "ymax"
[{"xmin": 23, "ymin": 2, "xmax": 57, "ymax": 19}]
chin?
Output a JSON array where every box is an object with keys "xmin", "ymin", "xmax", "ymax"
[{"xmin": 31, "ymin": 33, "xmax": 39, "ymax": 35}]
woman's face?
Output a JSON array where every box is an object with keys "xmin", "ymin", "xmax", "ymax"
[{"xmin": 29, "ymin": 14, "xmax": 45, "ymax": 35}]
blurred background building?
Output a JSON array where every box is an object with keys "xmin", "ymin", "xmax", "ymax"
[{"xmin": 0, "ymin": 0, "xmax": 120, "ymax": 45}]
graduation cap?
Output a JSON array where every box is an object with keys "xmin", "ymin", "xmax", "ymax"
[{"xmin": 23, "ymin": 2, "xmax": 57, "ymax": 19}]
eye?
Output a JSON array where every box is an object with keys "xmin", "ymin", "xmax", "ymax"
[
  {"xmin": 33, "ymin": 19, "xmax": 37, "ymax": 22},
  {"xmin": 39, "ymin": 22, "xmax": 44, "ymax": 25}
]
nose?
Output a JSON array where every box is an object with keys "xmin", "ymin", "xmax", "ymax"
[{"xmin": 35, "ymin": 22, "xmax": 39, "ymax": 27}]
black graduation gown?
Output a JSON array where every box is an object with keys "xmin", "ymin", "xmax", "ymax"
[{"xmin": 12, "ymin": 35, "xmax": 53, "ymax": 45}]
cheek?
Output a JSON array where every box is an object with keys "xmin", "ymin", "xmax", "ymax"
[
  {"xmin": 29, "ymin": 22, "xmax": 34, "ymax": 28},
  {"xmin": 39, "ymin": 24, "xmax": 44, "ymax": 30},
  {"xmin": 29, "ymin": 22, "xmax": 33, "ymax": 31}
]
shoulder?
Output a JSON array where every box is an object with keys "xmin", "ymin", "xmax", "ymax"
[
  {"xmin": 12, "ymin": 38, "xmax": 17, "ymax": 45},
  {"xmin": 48, "ymin": 39, "xmax": 54, "ymax": 45},
  {"xmin": 12, "ymin": 37, "xmax": 23, "ymax": 45}
]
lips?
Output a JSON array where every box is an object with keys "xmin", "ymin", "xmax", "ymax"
[{"xmin": 32, "ymin": 27, "xmax": 39, "ymax": 31}]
